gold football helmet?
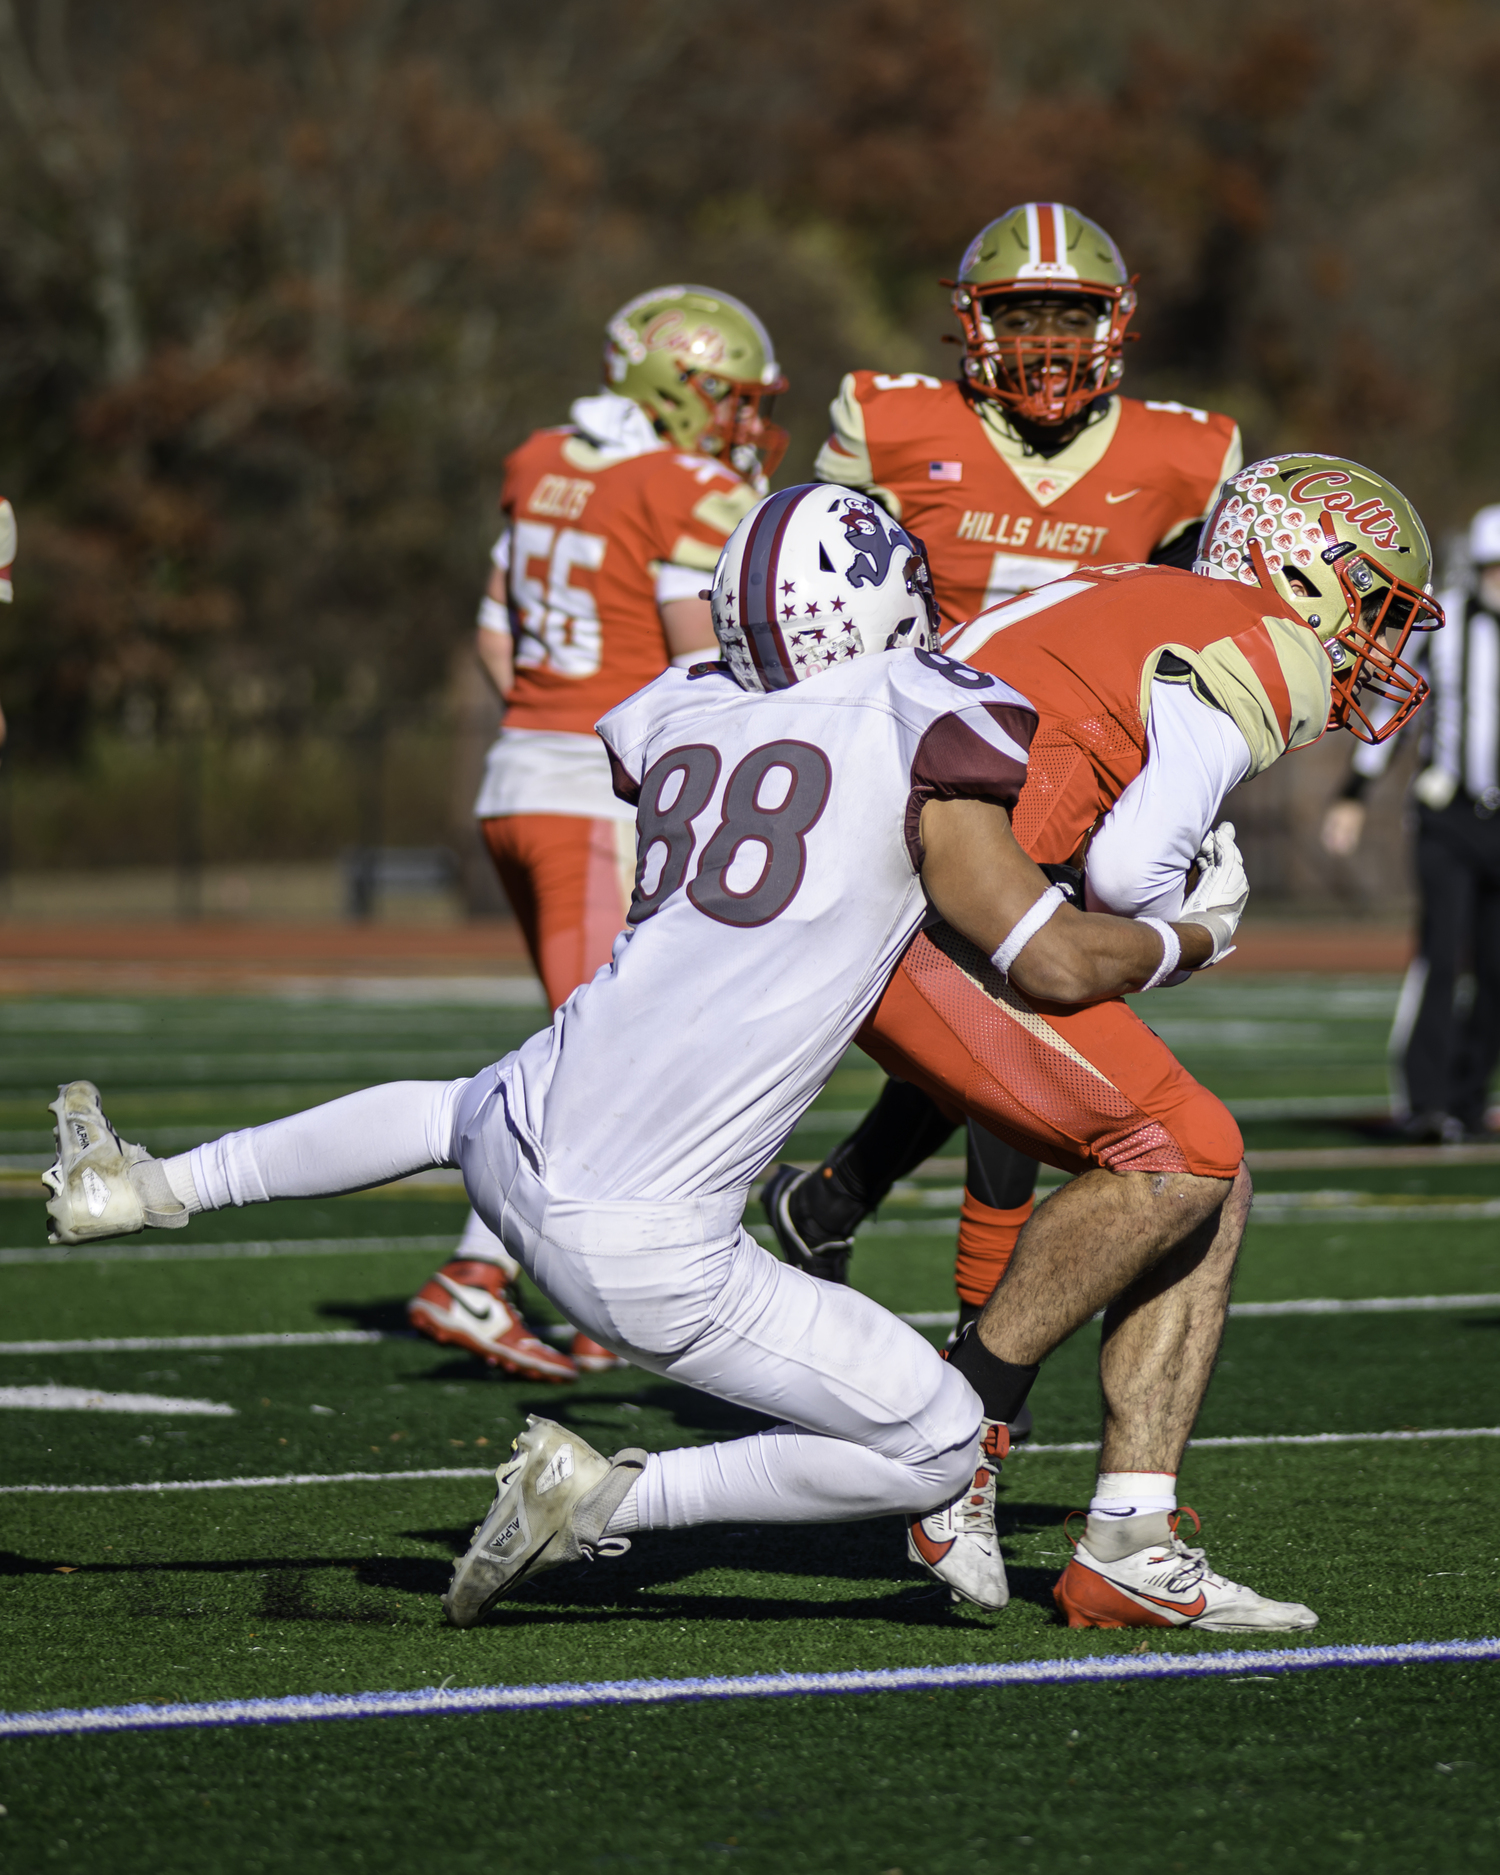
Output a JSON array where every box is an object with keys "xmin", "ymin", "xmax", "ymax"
[
  {"xmin": 1195, "ymin": 454, "xmax": 1442, "ymax": 742},
  {"xmin": 603, "ymin": 286, "xmax": 788, "ymax": 482},
  {"xmin": 948, "ymin": 203, "xmax": 1136, "ymax": 425}
]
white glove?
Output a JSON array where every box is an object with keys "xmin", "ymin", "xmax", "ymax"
[{"xmin": 1179, "ymin": 820, "xmax": 1249, "ymax": 966}]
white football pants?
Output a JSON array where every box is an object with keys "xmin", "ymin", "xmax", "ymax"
[{"xmin": 178, "ymin": 1065, "xmax": 980, "ymax": 1527}]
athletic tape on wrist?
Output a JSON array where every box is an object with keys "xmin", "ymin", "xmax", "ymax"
[
  {"xmin": 990, "ymin": 885, "xmax": 1066, "ymax": 980},
  {"xmin": 1137, "ymin": 917, "xmax": 1181, "ymax": 990},
  {"xmin": 477, "ymin": 595, "xmax": 511, "ymax": 636}
]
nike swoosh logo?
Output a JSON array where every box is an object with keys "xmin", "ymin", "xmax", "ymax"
[
  {"xmin": 908, "ymin": 1521, "xmax": 955, "ymax": 1565},
  {"xmin": 445, "ymin": 1286, "xmax": 495, "ymax": 1324},
  {"xmin": 1104, "ymin": 489, "xmax": 1140, "ymax": 504},
  {"xmin": 1134, "ymin": 1587, "xmax": 1207, "ymax": 1619}
]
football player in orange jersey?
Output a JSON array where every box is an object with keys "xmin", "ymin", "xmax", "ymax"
[
  {"xmin": 0, "ymin": 495, "xmax": 13, "ymax": 749},
  {"xmin": 842, "ymin": 454, "xmax": 1437, "ymax": 1624},
  {"xmin": 408, "ymin": 286, "xmax": 786, "ymax": 1383},
  {"xmin": 773, "ymin": 203, "xmax": 1247, "ymax": 1398}
]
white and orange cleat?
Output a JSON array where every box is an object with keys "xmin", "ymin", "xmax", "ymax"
[
  {"xmin": 408, "ymin": 1261, "xmax": 578, "ymax": 1383},
  {"xmin": 570, "ymin": 1331, "xmax": 628, "ymax": 1373},
  {"xmin": 906, "ymin": 1419, "xmax": 1009, "ymax": 1609},
  {"xmin": 1053, "ymin": 1507, "xmax": 1318, "ymax": 1633}
]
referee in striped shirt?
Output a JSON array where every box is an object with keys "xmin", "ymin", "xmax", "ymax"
[{"xmin": 1323, "ymin": 504, "xmax": 1500, "ymax": 1140}]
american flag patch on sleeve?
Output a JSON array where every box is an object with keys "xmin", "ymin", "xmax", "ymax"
[{"xmin": 928, "ymin": 461, "xmax": 963, "ymax": 483}]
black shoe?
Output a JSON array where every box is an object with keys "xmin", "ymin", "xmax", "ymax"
[{"xmin": 760, "ymin": 1164, "xmax": 854, "ymax": 1283}]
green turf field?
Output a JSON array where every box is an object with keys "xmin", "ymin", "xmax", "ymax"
[{"xmin": 1, "ymin": 976, "xmax": 1496, "ymax": 1873}]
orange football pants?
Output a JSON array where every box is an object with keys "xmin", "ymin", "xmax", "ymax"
[
  {"xmin": 859, "ymin": 927, "xmax": 1243, "ymax": 1302},
  {"xmin": 482, "ymin": 814, "xmax": 633, "ymax": 1011}
]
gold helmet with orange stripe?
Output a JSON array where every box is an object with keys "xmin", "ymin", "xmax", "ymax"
[
  {"xmin": 948, "ymin": 203, "xmax": 1137, "ymax": 426},
  {"xmin": 1195, "ymin": 454, "xmax": 1443, "ymax": 743}
]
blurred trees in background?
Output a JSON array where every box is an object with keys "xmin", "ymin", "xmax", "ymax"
[{"xmin": 0, "ymin": 0, "xmax": 1495, "ymax": 897}]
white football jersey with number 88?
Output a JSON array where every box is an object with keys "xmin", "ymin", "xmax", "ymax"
[{"xmin": 501, "ymin": 647, "xmax": 1035, "ymax": 1203}]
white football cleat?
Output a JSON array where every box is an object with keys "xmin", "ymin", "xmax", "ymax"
[
  {"xmin": 442, "ymin": 1416, "xmax": 647, "ymax": 1629},
  {"xmin": 43, "ymin": 1081, "xmax": 187, "ymax": 1244},
  {"xmin": 906, "ymin": 1419, "xmax": 1009, "ymax": 1610},
  {"xmin": 1053, "ymin": 1507, "xmax": 1319, "ymax": 1632},
  {"xmin": 408, "ymin": 1262, "xmax": 579, "ymax": 1382}
]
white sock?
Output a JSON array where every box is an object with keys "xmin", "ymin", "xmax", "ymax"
[
  {"xmin": 453, "ymin": 1207, "xmax": 521, "ymax": 1282},
  {"xmin": 161, "ymin": 1155, "xmax": 204, "ymax": 1214},
  {"xmin": 602, "ymin": 1478, "xmax": 642, "ymax": 1536},
  {"xmin": 597, "ymin": 1426, "xmax": 968, "ymax": 1531},
  {"xmin": 185, "ymin": 1080, "xmax": 468, "ymax": 1211},
  {"xmin": 1088, "ymin": 1471, "xmax": 1177, "ymax": 1520}
]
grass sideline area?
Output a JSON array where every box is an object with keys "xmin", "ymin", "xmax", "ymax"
[{"xmin": 0, "ymin": 976, "xmax": 1497, "ymax": 1872}]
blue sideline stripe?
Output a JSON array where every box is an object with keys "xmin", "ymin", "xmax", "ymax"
[{"xmin": 2, "ymin": 1638, "xmax": 1494, "ymax": 1738}]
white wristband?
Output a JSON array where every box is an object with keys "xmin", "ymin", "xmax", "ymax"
[
  {"xmin": 1137, "ymin": 917, "xmax": 1181, "ymax": 991},
  {"xmin": 990, "ymin": 885, "xmax": 1066, "ymax": 979},
  {"xmin": 478, "ymin": 595, "xmax": 511, "ymax": 636}
]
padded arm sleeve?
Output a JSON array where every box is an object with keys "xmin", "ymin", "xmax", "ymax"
[{"xmin": 1085, "ymin": 681, "xmax": 1252, "ymax": 921}]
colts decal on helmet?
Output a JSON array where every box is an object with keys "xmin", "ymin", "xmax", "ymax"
[{"xmin": 1195, "ymin": 454, "xmax": 1443, "ymax": 745}]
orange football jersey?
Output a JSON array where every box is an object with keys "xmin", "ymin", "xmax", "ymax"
[
  {"xmin": 815, "ymin": 374, "xmax": 1241, "ymax": 630},
  {"xmin": 942, "ymin": 565, "xmax": 1326, "ymax": 866},
  {"xmin": 499, "ymin": 429, "xmax": 756, "ymax": 735}
]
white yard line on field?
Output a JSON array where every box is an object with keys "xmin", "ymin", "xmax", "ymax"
[
  {"xmin": 0, "ymin": 1330, "xmax": 393, "ymax": 1354},
  {"xmin": 3, "ymin": 1638, "xmax": 1497, "ymax": 1737},
  {"xmin": 897, "ymin": 1292, "xmax": 1500, "ymax": 1328},
  {"xmin": 3, "ymin": 1188, "xmax": 1499, "ymax": 1267},
  {"xmin": 0, "ymin": 1385, "xmax": 235, "ymax": 1415},
  {"xmin": 0, "ymin": 1465, "xmax": 494, "ymax": 1495},
  {"xmin": 0, "ymin": 1236, "xmax": 456, "ymax": 1268},
  {"xmin": 4, "ymin": 1426, "xmax": 1498, "ymax": 1496},
  {"xmin": 2, "ymin": 1291, "xmax": 1495, "ymax": 1359}
]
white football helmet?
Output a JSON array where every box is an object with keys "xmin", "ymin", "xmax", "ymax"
[{"xmin": 711, "ymin": 484, "xmax": 940, "ymax": 691}]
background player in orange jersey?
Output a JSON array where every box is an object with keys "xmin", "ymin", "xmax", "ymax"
[
  {"xmin": 0, "ymin": 495, "xmax": 13, "ymax": 750},
  {"xmin": 774, "ymin": 203, "xmax": 1246, "ymax": 1393},
  {"xmin": 409, "ymin": 285, "xmax": 786, "ymax": 1383}
]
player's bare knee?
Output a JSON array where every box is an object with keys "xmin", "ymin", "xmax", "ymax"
[{"xmin": 1145, "ymin": 1169, "xmax": 1236, "ymax": 1234}]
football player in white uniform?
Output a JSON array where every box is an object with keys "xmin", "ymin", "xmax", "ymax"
[{"xmin": 44, "ymin": 485, "xmax": 1241, "ymax": 1628}]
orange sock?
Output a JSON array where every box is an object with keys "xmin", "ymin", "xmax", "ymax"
[{"xmin": 954, "ymin": 1190, "xmax": 1034, "ymax": 1307}]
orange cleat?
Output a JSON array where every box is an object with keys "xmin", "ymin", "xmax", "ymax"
[
  {"xmin": 1053, "ymin": 1508, "xmax": 1317, "ymax": 1632},
  {"xmin": 570, "ymin": 1331, "xmax": 628, "ymax": 1373},
  {"xmin": 407, "ymin": 1260, "xmax": 578, "ymax": 1383}
]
